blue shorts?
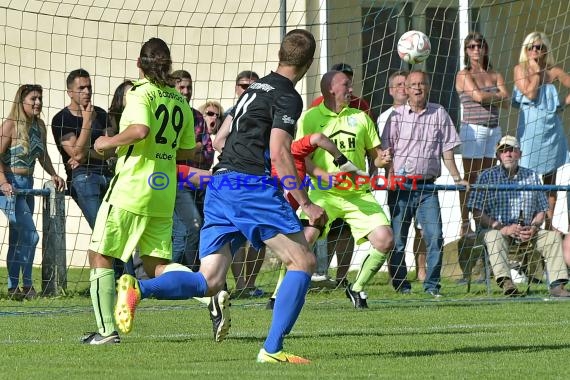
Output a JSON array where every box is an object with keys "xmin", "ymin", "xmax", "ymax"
[{"xmin": 199, "ymin": 171, "xmax": 303, "ymax": 258}]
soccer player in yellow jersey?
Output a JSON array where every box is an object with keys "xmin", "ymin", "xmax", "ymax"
[
  {"xmin": 81, "ymin": 38, "xmax": 197, "ymax": 344},
  {"xmin": 299, "ymin": 70, "xmax": 394, "ymax": 309}
]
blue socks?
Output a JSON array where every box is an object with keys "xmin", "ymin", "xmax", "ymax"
[
  {"xmin": 264, "ymin": 270, "xmax": 310, "ymax": 353},
  {"xmin": 138, "ymin": 270, "xmax": 207, "ymax": 300}
]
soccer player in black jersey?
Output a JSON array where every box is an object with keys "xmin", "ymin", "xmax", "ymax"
[{"xmin": 116, "ymin": 29, "xmax": 326, "ymax": 363}]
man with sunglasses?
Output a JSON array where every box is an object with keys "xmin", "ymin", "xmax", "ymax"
[
  {"xmin": 468, "ymin": 135, "xmax": 570, "ymax": 297},
  {"xmin": 223, "ymin": 70, "xmax": 260, "ymax": 118}
]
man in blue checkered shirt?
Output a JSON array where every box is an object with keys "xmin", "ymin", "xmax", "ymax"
[{"xmin": 468, "ymin": 135, "xmax": 570, "ymax": 297}]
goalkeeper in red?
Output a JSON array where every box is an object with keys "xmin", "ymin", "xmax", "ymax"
[{"xmin": 299, "ymin": 70, "xmax": 394, "ymax": 309}]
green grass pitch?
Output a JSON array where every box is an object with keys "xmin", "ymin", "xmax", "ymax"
[{"xmin": 1, "ymin": 272, "xmax": 569, "ymax": 379}]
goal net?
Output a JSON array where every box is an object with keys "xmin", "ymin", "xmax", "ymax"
[{"xmin": 1, "ymin": 0, "xmax": 570, "ymax": 304}]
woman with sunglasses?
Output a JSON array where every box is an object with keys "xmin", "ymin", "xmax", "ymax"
[
  {"xmin": 0, "ymin": 84, "xmax": 65, "ymax": 299},
  {"xmin": 513, "ymin": 31, "xmax": 570, "ymax": 230},
  {"xmin": 455, "ymin": 32, "xmax": 509, "ymax": 238},
  {"xmin": 199, "ymin": 100, "xmax": 224, "ymax": 137}
]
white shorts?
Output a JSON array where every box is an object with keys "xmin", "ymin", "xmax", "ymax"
[{"xmin": 459, "ymin": 122, "xmax": 502, "ymax": 159}]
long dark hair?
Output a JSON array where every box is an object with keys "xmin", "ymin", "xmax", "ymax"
[
  {"xmin": 464, "ymin": 32, "xmax": 492, "ymax": 70},
  {"xmin": 108, "ymin": 80, "xmax": 134, "ymax": 134},
  {"xmin": 139, "ymin": 38, "xmax": 172, "ymax": 87}
]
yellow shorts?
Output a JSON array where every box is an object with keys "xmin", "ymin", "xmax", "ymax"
[
  {"xmin": 299, "ymin": 190, "xmax": 390, "ymax": 244},
  {"xmin": 89, "ymin": 201, "xmax": 173, "ymax": 262}
]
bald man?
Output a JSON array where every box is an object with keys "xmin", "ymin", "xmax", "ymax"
[{"xmin": 298, "ymin": 70, "xmax": 394, "ymax": 309}]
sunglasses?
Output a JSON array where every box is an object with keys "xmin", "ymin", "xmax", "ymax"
[
  {"xmin": 205, "ymin": 111, "xmax": 220, "ymax": 117},
  {"xmin": 23, "ymin": 84, "xmax": 42, "ymax": 93},
  {"xmin": 236, "ymin": 83, "xmax": 250, "ymax": 90},
  {"xmin": 527, "ymin": 44, "xmax": 547, "ymax": 52},
  {"xmin": 466, "ymin": 44, "xmax": 482, "ymax": 50},
  {"xmin": 21, "ymin": 84, "xmax": 43, "ymax": 99}
]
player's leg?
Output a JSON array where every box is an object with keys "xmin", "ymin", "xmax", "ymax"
[
  {"xmin": 345, "ymin": 192, "xmax": 393, "ymax": 307},
  {"xmin": 129, "ymin": 223, "xmax": 229, "ymax": 300},
  {"xmin": 258, "ymin": 231, "xmax": 314, "ymax": 364},
  {"xmin": 267, "ymin": 222, "xmax": 322, "ymax": 309},
  {"xmin": 327, "ymin": 219, "xmax": 354, "ymax": 285},
  {"xmin": 85, "ymin": 250, "xmax": 118, "ymax": 344},
  {"xmin": 84, "ymin": 201, "xmax": 136, "ymax": 344}
]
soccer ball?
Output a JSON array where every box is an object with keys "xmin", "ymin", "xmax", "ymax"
[{"xmin": 397, "ymin": 30, "xmax": 431, "ymax": 64}]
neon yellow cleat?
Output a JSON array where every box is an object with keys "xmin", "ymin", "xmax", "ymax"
[
  {"xmin": 256, "ymin": 348, "xmax": 311, "ymax": 364},
  {"xmin": 114, "ymin": 274, "xmax": 141, "ymax": 334}
]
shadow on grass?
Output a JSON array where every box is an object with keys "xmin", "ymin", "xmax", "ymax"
[{"xmin": 380, "ymin": 342, "xmax": 570, "ymax": 358}]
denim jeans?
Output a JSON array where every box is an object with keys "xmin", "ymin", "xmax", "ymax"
[
  {"xmin": 0, "ymin": 174, "xmax": 39, "ymax": 289},
  {"xmin": 70, "ymin": 172, "xmax": 111, "ymax": 229},
  {"xmin": 70, "ymin": 172, "xmax": 134, "ymax": 278},
  {"xmin": 172, "ymin": 187, "xmax": 202, "ymax": 269},
  {"xmin": 387, "ymin": 187, "xmax": 444, "ymax": 292}
]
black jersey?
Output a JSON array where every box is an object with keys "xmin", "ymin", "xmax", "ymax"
[{"xmin": 216, "ymin": 71, "xmax": 303, "ymax": 176}]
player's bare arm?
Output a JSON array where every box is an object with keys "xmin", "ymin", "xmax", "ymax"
[
  {"xmin": 94, "ymin": 124, "xmax": 149, "ymax": 153},
  {"xmin": 212, "ymin": 115, "xmax": 233, "ymax": 152},
  {"xmin": 305, "ymin": 156, "xmax": 338, "ymax": 186}
]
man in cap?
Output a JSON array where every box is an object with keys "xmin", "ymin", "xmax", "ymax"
[{"xmin": 468, "ymin": 135, "xmax": 570, "ymax": 297}]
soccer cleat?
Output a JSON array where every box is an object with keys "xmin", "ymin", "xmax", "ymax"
[
  {"xmin": 257, "ymin": 348, "xmax": 311, "ymax": 364},
  {"xmin": 208, "ymin": 290, "xmax": 231, "ymax": 342},
  {"xmin": 345, "ymin": 283, "xmax": 368, "ymax": 309},
  {"xmin": 81, "ymin": 331, "xmax": 120, "ymax": 345},
  {"xmin": 114, "ymin": 274, "xmax": 141, "ymax": 335},
  {"xmin": 266, "ymin": 297, "xmax": 275, "ymax": 310}
]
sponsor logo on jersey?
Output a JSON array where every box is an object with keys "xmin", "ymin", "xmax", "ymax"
[
  {"xmin": 248, "ymin": 82, "xmax": 275, "ymax": 92},
  {"xmin": 282, "ymin": 115, "xmax": 295, "ymax": 125}
]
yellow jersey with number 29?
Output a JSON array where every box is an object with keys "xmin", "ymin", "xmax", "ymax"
[{"xmin": 106, "ymin": 78, "xmax": 195, "ymax": 217}]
